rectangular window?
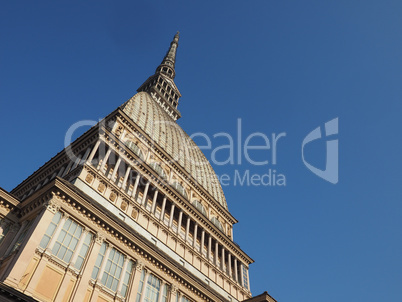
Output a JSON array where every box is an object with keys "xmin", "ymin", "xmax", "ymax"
[
  {"xmin": 161, "ymin": 284, "xmax": 168, "ymax": 302},
  {"xmin": 74, "ymin": 232, "xmax": 93, "ymax": 270},
  {"xmin": 136, "ymin": 271, "xmax": 166, "ymax": 302},
  {"xmin": 242, "ymin": 265, "xmax": 249, "ymax": 289},
  {"xmin": 39, "ymin": 212, "xmax": 62, "ymax": 249},
  {"xmin": 91, "ymin": 242, "xmax": 107, "ymax": 279},
  {"xmin": 136, "ymin": 269, "xmax": 146, "ymax": 302},
  {"xmin": 52, "ymin": 218, "xmax": 83, "ymax": 263},
  {"xmin": 101, "ymin": 248, "xmax": 124, "ymax": 292},
  {"xmin": 121, "ymin": 260, "xmax": 134, "ymax": 297},
  {"xmin": 144, "ymin": 274, "xmax": 161, "ymax": 302}
]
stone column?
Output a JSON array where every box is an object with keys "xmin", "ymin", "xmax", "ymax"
[
  {"xmin": 169, "ymin": 204, "xmax": 175, "ymax": 228},
  {"xmin": 215, "ymin": 242, "xmax": 219, "ymax": 266},
  {"xmin": 234, "ymin": 258, "xmax": 238, "ymax": 283},
  {"xmin": 208, "ymin": 235, "xmax": 212, "ymax": 261},
  {"xmin": 169, "ymin": 284, "xmax": 178, "ymax": 302},
  {"xmin": 193, "ymin": 223, "xmax": 198, "ymax": 248},
  {"xmin": 160, "ymin": 197, "xmax": 167, "ymax": 222},
  {"xmin": 71, "ymin": 154, "xmax": 83, "ymax": 171},
  {"xmin": 246, "ymin": 266, "xmax": 250, "ymax": 290},
  {"xmin": 98, "ymin": 148, "xmax": 112, "ymax": 172},
  {"xmin": 46, "ymin": 212, "xmax": 69, "ymax": 252},
  {"xmin": 139, "ymin": 269, "xmax": 151, "ymax": 302},
  {"xmin": 185, "ymin": 217, "xmax": 191, "ymax": 242},
  {"xmin": 70, "ymin": 228, "xmax": 89, "ymax": 267},
  {"xmin": 127, "ymin": 261, "xmax": 144, "ymax": 301},
  {"xmin": 87, "ymin": 140, "xmax": 101, "ymax": 164},
  {"xmin": 61, "ymin": 159, "xmax": 74, "ymax": 177},
  {"xmin": 228, "ymin": 253, "xmax": 232, "ymax": 278},
  {"xmin": 177, "ymin": 210, "xmax": 183, "ymax": 236},
  {"xmin": 131, "ymin": 174, "xmax": 141, "ymax": 198},
  {"xmin": 221, "ymin": 247, "xmax": 225, "ymax": 272},
  {"xmin": 200, "ymin": 229, "xmax": 205, "ymax": 255},
  {"xmin": 109, "ymin": 157, "xmax": 122, "ymax": 180},
  {"xmin": 80, "ymin": 146, "xmax": 92, "ymax": 163},
  {"xmin": 121, "ymin": 166, "xmax": 131, "ymax": 189},
  {"xmin": 240, "ymin": 263, "xmax": 245, "ymax": 288},
  {"xmin": 57, "ymin": 166, "xmax": 66, "ymax": 177},
  {"xmin": 96, "ymin": 245, "xmax": 112, "ymax": 283},
  {"xmin": 116, "ymin": 256, "xmax": 130, "ymax": 296},
  {"xmin": 151, "ymin": 190, "xmax": 159, "ymax": 214},
  {"xmin": 141, "ymin": 182, "xmax": 150, "ymax": 206}
]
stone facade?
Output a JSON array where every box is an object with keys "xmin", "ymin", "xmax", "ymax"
[{"xmin": 0, "ymin": 33, "xmax": 275, "ymax": 302}]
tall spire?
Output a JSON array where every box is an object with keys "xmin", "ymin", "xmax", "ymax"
[
  {"xmin": 137, "ymin": 32, "xmax": 182, "ymax": 121},
  {"xmin": 156, "ymin": 31, "xmax": 180, "ymax": 79}
]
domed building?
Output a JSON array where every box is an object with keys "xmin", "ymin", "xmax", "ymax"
[{"xmin": 0, "ymin": 33, "xmax": 276, "ymax": 302}]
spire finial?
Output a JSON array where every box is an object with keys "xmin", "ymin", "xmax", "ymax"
[
  {"xmin": 137, "ymin": 32, "xmax": 182, "ymax": 120},
  {"xmin": 158, "ymin": 32, "xmax": 180, "ymax": 78}
]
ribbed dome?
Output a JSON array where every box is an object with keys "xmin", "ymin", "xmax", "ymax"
[{"xmin": 121, "ymin": 92, "xmax": 227, "ymax": 209}]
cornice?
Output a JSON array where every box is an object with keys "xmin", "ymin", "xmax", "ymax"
[{"xmin": 0, "ymin": 188, "xmax": 20, "ymax": 216}]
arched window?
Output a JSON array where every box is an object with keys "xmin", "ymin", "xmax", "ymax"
[
  {"xmin": 192, "ymin": 200, "xmax": 207, "ymax": 217},
  {"xmin": 211, "ymin": 217, "xmax": 224, "ymax": 232},
  {"xmin": 150, "ymin": 162, "xmax": 167, "ymax": 180},
  {"xmin": 172, "ymin": 182, "xmax": 188, "ymax": 199},
  {"xmin": 125, "ymin": 140, "xmax": 144, "ymax": 160}
]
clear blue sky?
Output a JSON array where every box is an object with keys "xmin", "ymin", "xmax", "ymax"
[{"xmin": 1, "ymin": 1, "xmax": 401, "ymax": 301}]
